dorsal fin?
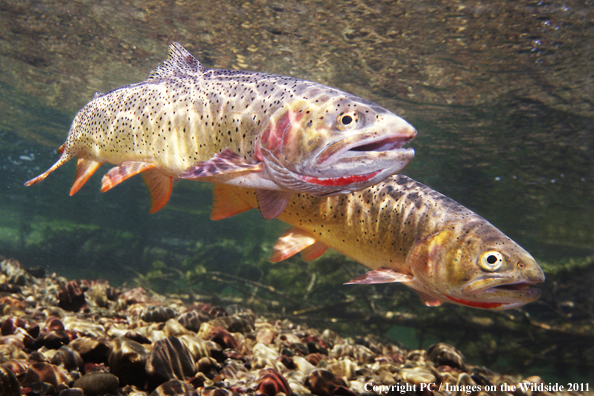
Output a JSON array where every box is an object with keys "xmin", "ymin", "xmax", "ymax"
[
  {"xmin": 93, "ymin": 92, "xmax": 105, "ymax": 99},
  {"xmin": 146, "ymin": 42, "xmax": 206, "ymax": 80}
]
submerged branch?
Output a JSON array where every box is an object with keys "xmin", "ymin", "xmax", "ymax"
[{"xmin": 198, "ymin": 270, "xmax": 300, "ymax": 306}]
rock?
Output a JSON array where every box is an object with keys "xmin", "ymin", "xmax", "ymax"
[
  {"xmin": 25, "ymin": 381, "xmax": 58, "ymax": 396},
  {"xmin": 0, "ymin": 365, "xmax": 20, "ymax": 396},
  {"xmin": 57, "ymin": 280, "xmax": 86, "ymax": 312},
  {"xmin": 177, "ymin": 311, "xmax": 205, "ymax": 332},
  {"xmin": 146, "ymin": 336, "xmax": 196, "ymax": 390},
  {"xmin": 207, "ymin": 326, "xmax": 238, "ymax": 350},
  {"xmin": 210, "ymin": 315, "xmax": 254, "ymax": 333},
  {"xmin": 21, "ymin": 362, "xmax": 70, "ymax": 388},
  {"xmin": 149, "ymin": 379, "xmax": 196, "ymax": 396},
  {"xmin": 108, "ymin": 336, "xmax": 148, "ymax": 388},
  {"xmin": 304, "ymin": 369, "xmax": 347, "ymax": 396},
  {"xmin": 58, "ymin": 388, "xmax": 84, "ymax": 396},
  {"xmin": 141, "ymin": 306, "xmax": 177, "ymax": 323},
  {"xmin": 73, "ymin": 372, "xmax": 119, "ymax": 396},
  {"xmin": 69, "ymin": 337, "xmax": 110, "ymax": 364},
  {"xmin": 256, "ymin": 370, "xmax": 293, "ymax": 396},
  {"xmin": 426, "ymin": 343, "xmax": 467, "ymax": 371},
  {"xmin": 50, "ymin": 346, "xmax": 84, "ymax": 372}
]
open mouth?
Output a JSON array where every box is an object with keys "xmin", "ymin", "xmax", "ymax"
[
  {"xmin": 448, "ymin": 281, "xmax": 542, "ymax": 310},
  {"xmin": 347, "ymin": 136, "xmax": 407, "ymax": 152},
  {"xmin": 462, "ymin": 278, "xmax": 542, "ymax": 296},
  {"xmin": 318, "ymin": 135, "xmax": 415, "ymax": 167},
  {"xmin": 492, "ymin": 282, "xmax": 536, "ymax": 291}
]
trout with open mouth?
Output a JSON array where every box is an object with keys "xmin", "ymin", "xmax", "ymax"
[
  {"xmin": 24, "ymin": 42, "xmax": 416, "ymax": 219},
  {"xmin": 212, "ymin": 175, "xmax": 545, "ymax": 310}
]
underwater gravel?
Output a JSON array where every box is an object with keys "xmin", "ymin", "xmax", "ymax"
[{"xmin": 0, "ymin": 258, "xmax": 590, "ymax": 396}]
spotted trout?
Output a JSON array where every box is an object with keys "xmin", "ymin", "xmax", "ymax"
[
  {"xmin": 24, "ymin": 43, "xmax": 416, "ymax": 218},
  {"xmin": 212, "ymin": 175, "xmax": 545, "ymax": 310}
]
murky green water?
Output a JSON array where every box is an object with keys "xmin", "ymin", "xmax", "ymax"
[{"xmin": 1, "ymin": 0, "xmax": 592, "ymax": 384}]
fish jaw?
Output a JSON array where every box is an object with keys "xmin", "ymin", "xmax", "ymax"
[
  {"xmin": 454, "ymin": 266, "xmax": 545, "ymax": 310},
  {"xmin": 406, "ymin": 225, "xmax": 545, "ymax": 310},
  {"xmin": 257, "ymin": 97, "xmax": 417, "ymax": 195}
]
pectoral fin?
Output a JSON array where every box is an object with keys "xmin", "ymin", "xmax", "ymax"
[
  {"xmin": 210, "ymin": 184, "xmax": 254, "ymax": 220},
  {"xmin": 256, "ymin": 189, "xmax": 291, "ymax": 220},
  {"xmin": 415, "ymin": 291, "xmax": 443, "ymax": 307},
  {"xmin": 345, "ymin": 268, "xmax": 415, "ymax": 285},
  {"xmin": 141, "ymin": 169, "xmax": 173, "ymax": 213},
  {"xmin": 101, "ymin": 161, "xmax": 156, "ymax": 192},
  {"xmin": 179, "ymin": 148, "xmax": 263, "ymax": 180},
  {"xmin": 270, "ymin": 228, "xmax": 319, "ymax": 262},
  {"xmin": 70, "ymin": 157, "xmax": 103, "ymax": 195}
]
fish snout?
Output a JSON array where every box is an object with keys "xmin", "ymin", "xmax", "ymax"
[{"xmin": 518, "ymin": 259, "xmax": 546, "ymax": 284}]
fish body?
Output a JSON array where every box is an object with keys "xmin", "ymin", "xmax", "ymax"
[
  {"xmin": 25, "ymin": 43, "xmax": 416, "ymax": 218},
  {"xmin": 214, "ymin": 175, "xmax": 545, "ymax": 310}
]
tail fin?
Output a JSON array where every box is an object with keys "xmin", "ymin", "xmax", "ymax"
[{"xmin": 24, "ymin": 145, "xmax": 75, "ymax": 186}]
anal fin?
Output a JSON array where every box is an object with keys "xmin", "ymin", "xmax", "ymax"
[
  {"xmin": 345, "ymin": 268, "xmax": 414, "ymax": 285},
  {"xmin": 211, "ymin": 184, "xmax": 254, "ymax": 220},
  {"xmin": 101, "ymin": 161, "xmax": 156, "ymax": 193},
  {"xmin": 270, "ymin": 228, "xmax": 317, "ymax": 262},
  {"xmin": 256, "ymin": 189, "xmax": 292, "ymax": 220},
  {"xmin": 141, "ymin": 169, "xmax": 173, "ymax": 213},
  {"xmin": 179, "ymin": 148, "xmax": 263, "ymax": 180},
  {"xmin": 70, "ymin": 156, "xmax": 103, "ymax": 196}
]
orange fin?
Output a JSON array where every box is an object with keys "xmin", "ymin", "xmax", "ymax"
[
  {"xmin": 345, "ymin": 267, "xmax": 414, "ymax": 285},
  {"xmin": 179, "ymin": 148, "xmax": 263, "ymax": 180},
  {"xmin": 416, "ymin": 291, "xmax": 443, "ymax": 307},
  {"xmin": 211, "ymin": 184, "xmax": 254, "ymax": 220},
  {"xmin": 300, "ymin": 241, "xmax": 328, "ymax": 261},
  {"xmin": 256, "ymin": 189, "xmax": 291, "ymax": 220},
  {"xmin": 101, "ymin": 161, "xmax": 156, "ymax": 193},
  {"xmin": 70, "ymin": 157, "xmax": 103, "ymax": 196},
  {"xmin": 141, "ymin": 169, "xmax": 173, "ymax": 213},
  {"xmin": 270, "ymin": 228, "xmax": 318, "ymax": 263}
]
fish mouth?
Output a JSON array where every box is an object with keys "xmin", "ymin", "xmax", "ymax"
[
  {"xmin": 347, "ymin": 136, "xmax": 409, "ymax": 153},
  {"xmin": 447, "ymin": 280, "xmax": 542, "ymax": 310},
  {"xmin": 459, "ymin": 278, "xmax": 543, "ymax": 308},
  {"xmin": 311, "ymin": 130, "xmax": 417, "ymax": 179},
  {"xmin": 491, "ymin": 282, "xmax": 538, "ymax": 291},
  {"xmin": 320, "ymin": 132, "xmax": 416, "ymax": 163}
]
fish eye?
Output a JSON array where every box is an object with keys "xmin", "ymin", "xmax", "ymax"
[
  {"xmin": 479, "ymin": 251, "xmax": 504, "ymax": 271},
  {"xmin": 336, "ymin": 112, "xmax": 359, "ymax": 131}
]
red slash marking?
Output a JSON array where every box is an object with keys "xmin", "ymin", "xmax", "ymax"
[
  {"xmin": 446, "ymin": 295, "xmax": 504, "ymax": 309},
  {"xmin": 298, "ymin": 170, "xmax": 380, "ymax": 187}
]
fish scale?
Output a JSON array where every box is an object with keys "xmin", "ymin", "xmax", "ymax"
[
  {"xmin": 25, "ymin": 42, "xmax": 417, "ymax": 218},
  {"xmin": 213, "ymin": 174, "xmax": 545, "ymax": 310}
]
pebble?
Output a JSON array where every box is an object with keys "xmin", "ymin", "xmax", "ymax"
[
  {"xmin": 0, "ymin": 258, "xmax": 586, "ymax": 396},
  {"xmin": 73, "ymin": 372, "xmax": 119, "ymax": 396}
]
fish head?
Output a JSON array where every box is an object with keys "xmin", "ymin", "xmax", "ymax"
[
  {"xmin": 257, "ymin": 95, "xmax": 416, "ymax": 195},
  {"xmin": 408, "ymin": 223, "xmax": 545, "ymax": 310}
]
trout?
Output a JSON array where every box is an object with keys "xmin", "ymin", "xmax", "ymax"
[
  {"xmin": 212, "ymin": 175, "xmax": 545, "ymax": 310},
  {"xmin": 24, "ymin": 43, "xmax": 416, "ymax": 218}
]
